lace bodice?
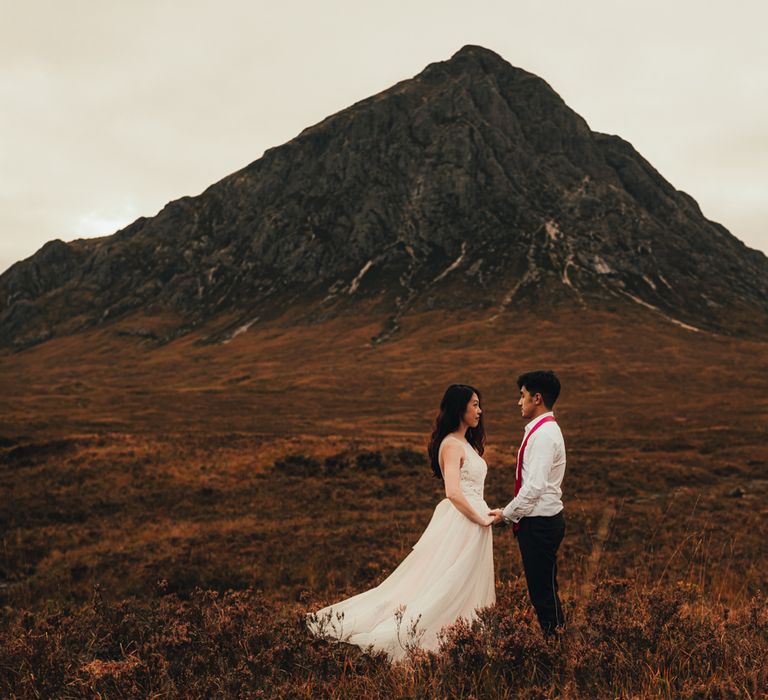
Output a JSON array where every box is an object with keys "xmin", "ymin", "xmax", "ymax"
[{"xmin": 439, "ymin": 436, "xmax": 487, "ymax": 500}]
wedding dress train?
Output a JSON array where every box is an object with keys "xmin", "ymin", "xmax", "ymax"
[{"xmin": 306, "ymin": 436, "xmax": 495, "ymax": 661}]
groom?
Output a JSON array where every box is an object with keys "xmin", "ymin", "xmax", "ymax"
[{"xmin": 490, "ymin": 370, "xmax": 566, "ymax": 638}]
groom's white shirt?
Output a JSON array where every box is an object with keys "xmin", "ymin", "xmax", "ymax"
[{"xmin": 502, "ymin": 411, "xmax": 566, "ymax": 524}]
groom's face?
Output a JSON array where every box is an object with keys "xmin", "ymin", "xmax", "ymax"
[{"xmin": 518, "ymin": 386, "xmax": 538, "ymax": 419}]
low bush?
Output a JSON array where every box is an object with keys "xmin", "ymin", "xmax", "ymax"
[{"xmin": 1, "ymin": 578, "xmax": 764, "ymax": 698}]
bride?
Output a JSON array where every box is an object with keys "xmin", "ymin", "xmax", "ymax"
[{"xmin": 306, "ymin": 384, "xmax": 496, "ymax": 661}]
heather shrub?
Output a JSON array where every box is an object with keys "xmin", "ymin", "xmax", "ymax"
[
  {"xmin": 0, "ymin": 583, "xmax": 390, "ymax": 698},
  {"xmin": 572, "ymin": 578, "xmax": 686, "ymax": 690},
  {"xmin": 355, "ymin": 450, "xmax": 385, "ymax": 470},
  {"xmin": 439, "ymin": 579, "xmax": 560, "ymax": 687},
  {"xmin": 395, "ymin": 447, "xmax": 425, "ymax": 468},
  {"xmin": 322, "ymin": 453, "xmax": 351, "ymax": 474},
  {"xmin": 1, "ymin": 578, "xmax": 765, "ymax": 698},
  {"xmin": 273, "ymin": 454, "xmax": 321, "ymax": 476}
]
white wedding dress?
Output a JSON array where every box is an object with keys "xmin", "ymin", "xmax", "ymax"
[{"xmin": 306, "ymin": 436, "xmax": 496, "ymax": 662}]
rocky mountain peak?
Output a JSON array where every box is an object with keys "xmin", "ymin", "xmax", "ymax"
[
  {"xmin": 440, "ymin": 44, "xmax": 516, "ymax": 73},
  {"xmin": 1, "ymin": 45, "xmax": 766, "ymax": 351}
]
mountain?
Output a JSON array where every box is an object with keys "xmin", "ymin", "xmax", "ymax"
[{"xmin": 2, "ymin": 44, "xmax": 767, "ymax": 351}]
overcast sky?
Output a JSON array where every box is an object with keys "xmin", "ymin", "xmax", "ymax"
[{"xmin": 2, "ymin": 0, "xmax": 766, "ymax": 275}]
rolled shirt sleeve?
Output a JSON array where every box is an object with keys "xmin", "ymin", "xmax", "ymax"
[{"xmin": 502, "ymin": 432, "xmax": 557, "ymax": 524}]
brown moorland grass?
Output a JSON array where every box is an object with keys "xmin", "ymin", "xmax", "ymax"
[
  {"xmin": 0, "ymin": 307, "xmax": 766, "ymax": 697},
  {"xmin": 1, "ymin": 578, "xmax": 765, "ymax": 698}
]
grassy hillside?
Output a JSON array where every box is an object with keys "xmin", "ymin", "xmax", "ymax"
[{"xmin": 1, "ymin": 308, "xmax": 766, "ymax": 697}]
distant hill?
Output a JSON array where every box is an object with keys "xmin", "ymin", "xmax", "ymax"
[{"xmin": 2, "ymin": 44, "xmax": 766, "ymax": 351}]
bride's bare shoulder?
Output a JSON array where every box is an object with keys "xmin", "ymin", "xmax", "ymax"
[
  {"xmin": 439, "ymin": 435, "xmax": 463, "ymax": 449},
  {"xmin": 439, "ymin": 436, "xmax": 466, "ymax": 461}
]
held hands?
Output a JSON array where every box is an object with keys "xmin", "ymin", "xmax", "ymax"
[
  {"xmin": 479, "ymin": 514, "xmax": 496, "ymax": 527},
  {"xmin": 487, "ymin": 508, "xmax": 506, "ymax": 526}
]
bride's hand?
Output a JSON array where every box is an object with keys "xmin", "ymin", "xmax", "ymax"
[{"xmin": 487, "ymin": 509, "xmax": 504, "ymax": 526}]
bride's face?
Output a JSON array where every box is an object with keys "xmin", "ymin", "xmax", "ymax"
[{"xmin": 463, "ymin": 393, "xmax": 482, "ymax": 428}]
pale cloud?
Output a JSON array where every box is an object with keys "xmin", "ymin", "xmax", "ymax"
[
  {"xmin": 73, "ymin": 204, "xmax": 140, "ymax": 239},
  {"xmin": 1, "ymin": 0, "xmax": 766, "ymax": 276}
]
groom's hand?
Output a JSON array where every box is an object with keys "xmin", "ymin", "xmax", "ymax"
[{"xmin": 488, "ymin": 508, "xmax": 505, "ymax": 526}]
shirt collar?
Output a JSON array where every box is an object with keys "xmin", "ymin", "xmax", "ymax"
[{"xmin": 524, "ymin": 411, "xmax": 554, "ymax": 433}]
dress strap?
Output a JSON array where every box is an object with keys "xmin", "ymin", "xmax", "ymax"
[{"xmin": 438, "ymin": 435, "xmax": 468, "ymax": 461}]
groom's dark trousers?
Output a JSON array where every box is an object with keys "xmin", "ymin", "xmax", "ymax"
[{"xmin": 516, "ymin": 511, "xmax": 566, "ymax": 636}]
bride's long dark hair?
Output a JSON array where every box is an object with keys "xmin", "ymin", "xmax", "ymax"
[{"xmin": 427, "ymin": 384, "xmax": 486, "ymax": 479}]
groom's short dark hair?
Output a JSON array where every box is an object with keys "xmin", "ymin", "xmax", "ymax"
[{"xmin": 517, "ymin": 370, "xmax": 561, "ymax": 409}]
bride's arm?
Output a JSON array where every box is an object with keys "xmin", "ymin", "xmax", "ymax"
[{"xmin": 441, "ymin": 443, "xmax": 493, "ymax": 526}]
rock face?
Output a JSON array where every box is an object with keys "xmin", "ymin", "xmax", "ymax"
[{"xmin": 2, "ymin": 44, "xmax": 766, "ymax": 350}]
